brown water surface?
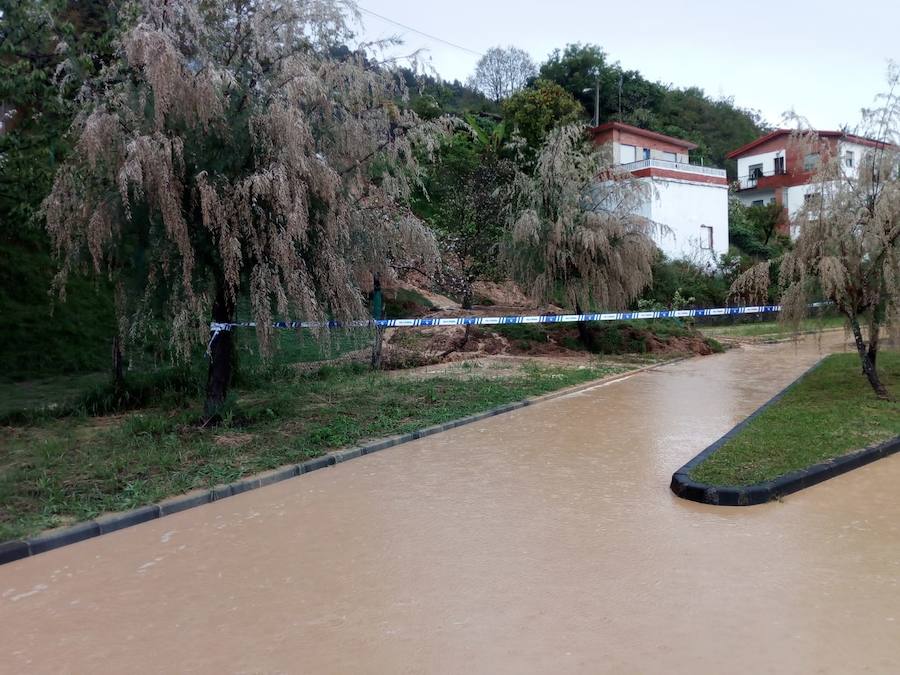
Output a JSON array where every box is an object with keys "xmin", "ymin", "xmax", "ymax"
[{"xmin": 3, "ymin": 334, "xmax": 900, "ymax": 673}]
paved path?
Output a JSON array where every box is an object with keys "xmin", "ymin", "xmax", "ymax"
[{"xmin": 3, "ymin": 335, "xmax": 900, "ymax": 673}]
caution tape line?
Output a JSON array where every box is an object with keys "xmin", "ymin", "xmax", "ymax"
[{"xmin": 208, "ymin": 303, "xmax": 828, "ymax": 334}]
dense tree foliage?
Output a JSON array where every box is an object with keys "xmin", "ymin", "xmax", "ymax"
[
  {"xmin": 0, "ymin": 0, "xmax": 119, "ymax": 228},
  {"xmin": 414, "ymin": 115, "xmax": 516, "ymax": 307},
  {"xmin": 538, "ymin": 43, "xmax": 767, "ymax": 174},
  {"xmin": 501, "ymin": 79, "xmax": 583, "ymax": 150}
]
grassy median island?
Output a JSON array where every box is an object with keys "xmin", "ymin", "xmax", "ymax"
[
  {"xmin": 0, "ymin": 360, "xmax": 627, "ymax": 541},
  {"xmin": 690, "ymin": 351, "xmax": 900, "ymax": 487}
]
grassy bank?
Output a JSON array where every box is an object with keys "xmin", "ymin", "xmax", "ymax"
[
  {"xmin": 691, "ymin": 351, "xmax": 900, "ymax": 486},
  {"xmin": 0, "ymin": 360, "xmax": 628, "ymax": 541}
]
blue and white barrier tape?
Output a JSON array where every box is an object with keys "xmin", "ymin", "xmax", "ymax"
[
  {"xmin": 205, "ymin": 302, "xmax": 834, "ymax": 356},
  {"xmin": 208, "ymin": 303, "xmax": 821, "ymax": 334}
]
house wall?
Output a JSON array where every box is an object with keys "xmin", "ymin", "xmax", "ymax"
[
  {"xmin": 593, "ymin": 128, "xmax": 691, "ymax": 164},
  {"xmin": 613, "ymin": 130, "xmax": 691, "ymax": 164},
  {"xmin": 734, "ymin": 188, "xmax": 777, "ymax": 208},
  {"xmin": 641, "ymin": 177, "xmax": 729, "ymax": 261},
  {"xmin": 736, "ymin": 150, "xmax": 784, "ymax": 180}
]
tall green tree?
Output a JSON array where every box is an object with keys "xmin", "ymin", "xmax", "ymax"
[
  {"xmin": 501, "ymin": 79, "xmax": 583, "ymax": 149},
  {"xmin": 418, "ymin": 116, "xmax": 516, "ymax": 307},
  {"xmin": 538, "ymin": 43, "xmax": 765, "ymax": 173}
]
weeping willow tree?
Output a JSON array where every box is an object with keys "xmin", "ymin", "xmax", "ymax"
[
  {"xmin": 505, "ymin": 124, "xmax": 660, "ymax": 346},
  {"xmin": 43, "ymin": 0, "xmax": 445, "ymax": 417},
  {"xmin": 730, "ymin": 70, "xmax": 900, "ymax": 400}
]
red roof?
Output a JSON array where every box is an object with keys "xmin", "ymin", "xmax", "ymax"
[
  {"xmin": 726, "ymin": 129, "xmax": 889, "ymax": 159},
  {"xmin": 590, "ymin": 121, "xmax": 697, "ymax": 150}
]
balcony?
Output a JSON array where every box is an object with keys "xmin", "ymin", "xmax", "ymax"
[
  {"xmin": 619, "ymin": 158, "xmax": 726, "ymax": 179},
  {"xmin": 736, "ymin": 168, "xmax": 788, "ymax": 190}
]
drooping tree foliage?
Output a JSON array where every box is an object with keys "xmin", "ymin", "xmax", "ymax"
[
  {"xmin": 0, "ymin": 0, "xmax": 125, "ymax": 379},
  {"xmin": 730, "ymin": 72, "xmax": 900, "ymax": 399},
  {"xmin": 43, "ymin": 0, "xmax": 447, "ymax": 415},
  {"xmin": 505, "ymin": 124, "xmax": 659, "ymax": 344}
]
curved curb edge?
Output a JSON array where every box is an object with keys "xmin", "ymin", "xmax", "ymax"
[
  {"xmin": 670, "ymin": 357, "xmax": 900, "ymax": 506},
  {"xmin": 1, "ymin": 357, "xmax": 682, "ymax": 566}
]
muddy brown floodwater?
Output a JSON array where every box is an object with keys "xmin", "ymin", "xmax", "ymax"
[{"xmin": 3, "ymin": 334, "xmax": 900, "ymax": 673}]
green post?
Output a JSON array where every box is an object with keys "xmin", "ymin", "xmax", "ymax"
[{"xmin": 371, "ymin": 273, "xmax": 384, "ymax": 370}]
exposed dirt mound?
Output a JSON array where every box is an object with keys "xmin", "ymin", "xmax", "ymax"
[
  {"xmin": 382, "ymin": 326, "xmax": 509, "ymax": 370},
  {"xmin": 471, "ymin": 281, "xmax": 531, "ymax": 307},
  {"xmin": 381, "ymin": 321, "xmax": 717, "ymax": 370}
]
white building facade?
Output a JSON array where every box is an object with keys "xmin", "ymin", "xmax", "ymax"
[{"xmin": 592, "ymin": 122, "xmax": 729, "ymax": 262}]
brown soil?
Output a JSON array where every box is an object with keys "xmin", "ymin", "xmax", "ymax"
[{"xmin": 381, "ymin": 322, "xmax": 715, "ymax": 371}]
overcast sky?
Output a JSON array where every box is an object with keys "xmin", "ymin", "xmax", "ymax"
[{"xmin": 354, "ymin": 0, "xmax": 899, "ymax": 133}]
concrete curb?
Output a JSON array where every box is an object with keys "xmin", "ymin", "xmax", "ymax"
[
  {"xmin": 670, "ymin": 358, "xmax": 900, "ymax": 506},
  {"xmin": 1, "ymin": 357, "xmax": 680, "ymax": 566}
]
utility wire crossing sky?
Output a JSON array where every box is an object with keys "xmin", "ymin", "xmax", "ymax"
[{"xmin": 355, "ymin": 0, "xmax": 900, "ymax": 132}]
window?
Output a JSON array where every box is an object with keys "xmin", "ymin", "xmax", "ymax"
[
  {"xmin": 749, "ymin": 163, "xmax": 764, "ymax": 179},
  {"xmin": 844, "ymin": 150, "xmax": 854, "ymax": 168},
  {"xmin": 803, "ymin": 153, "xmax": 820, "ymax": 171},
  {"xmin": 700, "ymin": 225, "xmax": 713, "ymax": 250},
  {"xmin": 774, "ymin": 156, "xmax": 785, "ymax": 174},
  {"xmin": 643, "ymin": 148, "xmax": 651, "ymax": 160},
  {"xmin": 661, "ymin": 151, "xmax": 676, "ymax": 162},
  {"xmin": 619, "ymin": 144, "xmax": 636, "ymax": 163},
  {"xmin": 752, "ymin": 199, "xmax": 765, "ymax": 207},
  {"xmin": 769, "ymin": 197, "xmax": 777, "ymax": 205}
]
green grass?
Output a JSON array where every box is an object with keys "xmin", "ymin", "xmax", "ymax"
[
  {"xmin": 698, "ymin": 315, "xmax": 846, "ymax": 338},
  {"xmin": 384, "ymin": 288, "xmax": 437, "ymax": 318},
  {"xmin": 0, "ymin": 328, "xmax": 375, "ymax": 420},
  {"xmin": 0, "ymin": 361, "xmax": 626, "ymax": 541},
  {"xmin": 690, "ymin": 351, "xmax": 900, "ymax": 486}
]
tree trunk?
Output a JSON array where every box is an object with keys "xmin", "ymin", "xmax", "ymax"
[
  {"xmin": 461, "ymin": 275, "xmax": 474, "ymax": 310},
  {"xmin": 112, "ymin": 334, "xmax": 125, "ymax": 392},
  {"xmin": 848, "ymin": 314, "xmax": 890, "ymax": 400},
  {"xmin": 204, "ymin": 284, "xmax": 235, "ymax": 420},
  {"xmin": 867, "ymin": 320, "xmax": 880, "ymax": 372},
  {"xmin": 575, "ymin": 301, "xmax": 594, "ymax": 351},
  {"xmin": 371, "ymin": 273, "xmax": 384, "ymax": 370}
]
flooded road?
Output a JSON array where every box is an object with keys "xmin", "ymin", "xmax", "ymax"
[{"xmin": 3, "ymin": 334, "xmax": 900, "ymax": 673}]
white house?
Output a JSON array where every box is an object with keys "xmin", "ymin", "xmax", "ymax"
[
  {"xmin": 591, "ymin": 122, "xmax": 729, "ymax": 261},
  {"xmin": 727, "ymin": 129, "xmax": 885, "ymax": 237}
]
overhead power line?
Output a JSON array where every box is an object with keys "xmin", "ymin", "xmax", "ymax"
[{"xmin": 357, "ymin": 6, "xmax": 483, "ymax": 58}]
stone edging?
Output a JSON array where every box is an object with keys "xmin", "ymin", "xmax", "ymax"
[
  {"xmin": 0, "ymin": 358, "xmax": 679, "ymax": 566},
  {"xmin": 670, "ymin": 358, "xmax": 900, "ymax": 506}
]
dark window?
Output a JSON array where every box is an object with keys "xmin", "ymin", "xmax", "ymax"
[
  {"xmin": 752, "ymin": 199, "xmax": 765, "ymax": 207},
  {"xmin": 774, "ymin": 156, "xmax": 785, "ymax": 174},
  {"xmin": 643, "ymin": 148, "xmax": 651, "ymax": 160},
  {"xmin": 749, "ymin": 164, "xmax": 764, "ymax": 179}
]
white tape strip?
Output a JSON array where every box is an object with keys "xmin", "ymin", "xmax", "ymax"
[{"xmin": 209, "ymin": 304, "xmax": 798, "ymax": 333}]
